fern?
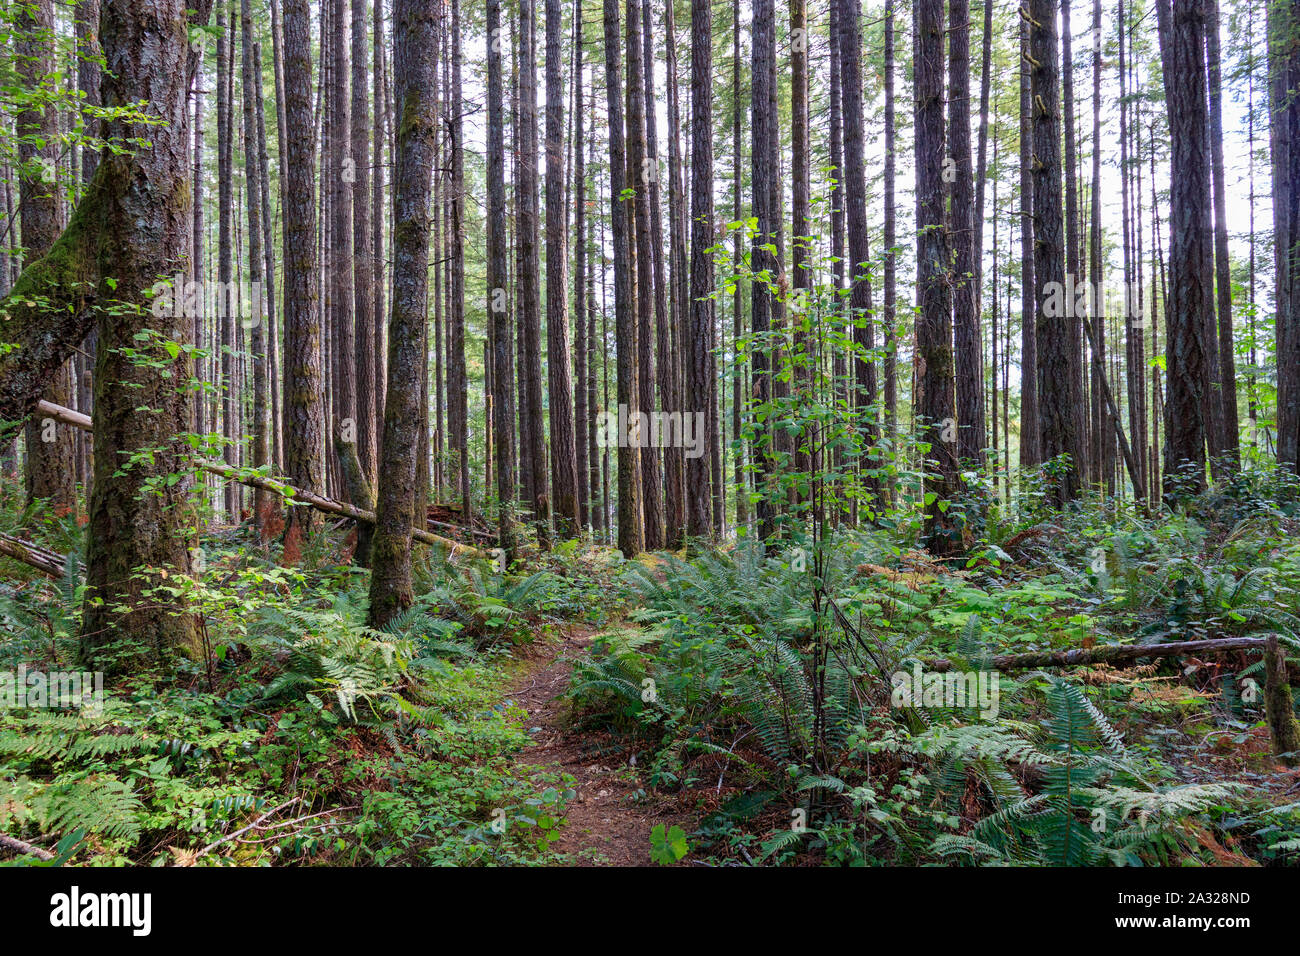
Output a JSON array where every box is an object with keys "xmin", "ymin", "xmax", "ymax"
[{"xmin": 12, "ymin": 773, "xmax": 143, "ymax": 843}]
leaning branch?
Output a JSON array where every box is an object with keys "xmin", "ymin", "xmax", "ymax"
[
  {"xmin": 922, "ymin": 635, "xmax": 1278, "ymax": 672},
  {"xmin": 0, "ymin": 832, "xmax": 55, "ymax": 861},
  {"xmin": 0, "ymin": 531, "xmax": 66, "ymax": 579},
  {"xmin": 35, "ymin": 401, "xmax": 489, "ymax": 560}
]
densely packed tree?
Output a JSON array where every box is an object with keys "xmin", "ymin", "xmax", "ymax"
[{"xmin": 0, "ymin": 0, "xmax": 1295, "ymax": 660}]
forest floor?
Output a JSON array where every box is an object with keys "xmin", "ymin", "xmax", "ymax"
[
  {"xmin": 506, "ymin": 622, "xmax": 692, "ymax": 866},
  {"xmin": 6, "ymin": 480, "xmax": 1300, "ymax": 867}
]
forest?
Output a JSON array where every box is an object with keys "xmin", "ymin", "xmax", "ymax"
[{"xmin": 0, "ymin": 0, "xmax": 1297, "ymax": 883}]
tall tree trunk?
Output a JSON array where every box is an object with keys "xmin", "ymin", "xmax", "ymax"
[
  {"xmin": 752, "ymin": 0, "xmax": 777, "ymax": 542},
  {"xmin": 731, "ymin": 0, "xmax": 747, "ymax": 531},
  {"xmin": 1206, "ymin": 0, "xmax": 1240, "ymax": 469},
  {"xmin": 951, "ymin": 0, "xmax": 984, "ymax": 467},
  {"xmin": 972, "ymin": 0, "xmax": 993, "ymax": 318},
  {"xmin": 881, "ymin": 0, "xmax": 897, "ymax": 469},
  {"xmin": 352, "ymin": 0, "xmax": 377, "ymax": 483},
  {"xmin": 686, "ymin": 0, "xmax": 714, "ymax": 540},
  {"xmin": 329, "ymin": 0, "xmax": 356, "ymax": 498},
  {"xmin": 17, "ymin": 0, "xmax": 76, "ymax": 514},
  {"xmin": 1157, "ymin": 0, "xmax": 1212, "ymax": 496},
  {"xmin": 626, "ymin": 0, "xmax": 662, "ymax": 549},
  {"xmin": 241, "ymin": 0, "xmax": 270, "ymax": 534},
  {"xmin": 604, "ymin": 0, "xmax": 644, "ymax": 556},
  {"xmin": 217, "ymin": 6, "xmax": 237, "ymax": 519},
  {"xmin": 75, "ymin": 0, "xmax": 101, "ymax": 490},
  {"xmin": 915, "ymin": 0, "xmax": 961, "ymax": 551},
  {"xmin": 449, "ymin": 0, "xmax": 469, "ymax": 525},
  {"xmin": 372, "ymin": 0, "xmax": 389, "ymax": 440},
  {"xmin": 665, "ymin": 0, "xmax": 691, "ymax": 545},
  {"xmin": 572, "ymin": 0, "xmax": 590, "ymax": 532},
  {"xmin": 518, "ymin": 0, "xmax": 549, "ymax": 544},
  {"xmin": 1117, "ymin": 0, "xmax": 1133, "ymax": 497},
  {"xmin": 191, "ymin": 32, "xmax": 205, "ymax": 461},
  {"xmin": 253, "ymin": 41, "xmax": 282, "ymax": 474},
  {"xmin": 1019, "ymin": 14, "xmax": 1039, "ymax": 470},
  {"xmin": 1030, "ymin": 0, "xmax": 1082, "ymax": 504},
  {"xmin": 1272, "ymin": 0, "xmax": 1300, "ymax": 473},
  {"xmin": 838, "ymin": 0, "xmax": 877, "ymax": 514},
  {"xmin": 1091, "ymin": 0, "xmax": 1107, "ymax": 492},
  {"xmin": 82, "ymin": 0, "xmax": 208, "ymax": 667},
  {"xmin": 1062, "ymin": 0, "xmax": 1087, "ymax": 484},
  {"xmin": 369, "ymin": 0, "xmax": 437, "ymax": 626},
  {"xmin": 545, "ymin": 0, "xmax": 579, "ymax": 537},
  {"xmin": 587, "ymin": 104, "xmax": 603, "ymax": 538},
  {"xmin": 790, "ymin": 0, "xmax": 812, "ymax": 491},
  {"xmin": 640, "ymin": 0, "xmax": 680, "ymax": 548},
  {"xmin": 489, "ymin": 0, "xmax": 519, "ymax": 556},
  {"xmin": 281, "ymin": 0, "xmax": 326, "ymax": 555}
]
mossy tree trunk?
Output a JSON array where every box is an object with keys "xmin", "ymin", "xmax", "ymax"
[
  {"xmin": 280, "ymin": 0, "xmax": 326, "ymax": 557},
  {"xmin": 16, "ymin": 0, "xmax": 78, "ymax": 515},
  {"xmin": 81, "ymin": 0, "xmax": 212, "ymax": 668},
  {"xmin": 368, "ymin": 0, "xmax": 438, "ymax": 628},
  {"xmin": 914, "ymin": 0, "xmax": 961, "ymax": 552}
]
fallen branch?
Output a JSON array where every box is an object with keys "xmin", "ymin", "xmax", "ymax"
[
  {"xmin": 194, "ymin": 797, "xmax": 300, "ymax": 859},
  {"xmin": 191, "ymin": 797, "xmax": 358, "ymax": 861},
  {"xmin": 34, "ymin": 401, "xmax": 488, "ymax": 560},
  {"xmin": 0, "ymin": 832, "xmax": 54, "ymax": 861},
  {"xmin": 923, "ymin": 636, "xmax": 1276, "ymax": 672},
  {"xmin": 426, "ymin": 515, "xmax": 495, "ymax": 542},
  {"xmin": 0, "ymin": 531, "xmax": 65, "ymax": 579}
]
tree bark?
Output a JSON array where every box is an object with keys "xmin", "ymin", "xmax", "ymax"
[
  {"xmin": 217, "ymin": 5, "xmax": 237, "ymax": 519},
  {"xmin": 369, "ymin": 0, "xmax": 438, "ymax": 627},
  {"xmin": 950, "ymin": 0, "xmax": 984, "ymax": 467},
  {"xmin": 1031, "ymin": 0, "xmax": 1081, "ymax": 504},
  {"xmin": 81, "ymin": 0, "xmax": 210, "ymax": 668},
  {"xmin": 488, "ymin": 0, "xmax": 519, "ymax": 557},
  {"xmin": 1157, "ymin": 0, "xmax": 1213, "ymax": 498},
  {"xmin": 752, "ymin": 0, "xmax": 778, "ymax": 543},
  {"xmin": 572, "ymin": 0, "xmax": 590, "ymax": 533},
  {"xmin": 281, "ymin": 0, "xmax": 326, "ymax": 554},
  {"xmin": 915, "ymin": 0, "xmax": 961, "ymax": 552},
  {"xmin": 17, "ymin": 0, "xmax": 77, "ymax": 515},
  {"xmin": 882, "ymin": 0, "xmax": 897, "ymax": 465},
  {"xmin": 839, "ymin": 0, "xmax": 877, "ymax": 512},
  {"xmin": 241, "ymin": 0, "xmax": 271, "ymax": 535},
  {"xmin": 330, "ymin": 0, "xmax": 356, "ymax": 482},
  {"xmin": 1018, "ymin": 14, "xmax": 1039, "ymax": 470},
  {"xmin": 449, "ymin": 0, "xmax": 469, "ymax": 526},
  {"xmin": 627, "ymin": 0, "xmax": 662, "ymax": 549},
  {"xmin": 604, "ymin": 0, "xmax": 644, "ymax": 557},
  {"xmin": 686, "ymin": 0, "xmax": 714, "ymax": 541},
  {"xmin": 1275, "ymin": 0, "xmax": 1300, "ymax": 475},
  {"xmin": 352, "ymin": 0, "xmax": 377, "ymax": 484},
  {"xmin": 546, "ymin": 0, "xmax": 579, "ymax": 538}
]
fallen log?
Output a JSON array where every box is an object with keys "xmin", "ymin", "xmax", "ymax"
[
  {"xmin": 0, "ymin": 832, "xmax": 54, "ymax": 861},
  {"xmin": 923, "ymin": 636, "xmax": 1279, "ymax": 673},
  {"xmin": 34, "ymin": 401, "xmax": 489, "ymax": 560},
  {"xmin": 0, "ymin": 531, "xmax": 65, "ymax": 579},
  {"xmin": 427, "ymin": 515, "xmax": 495, "ymax": 542}
]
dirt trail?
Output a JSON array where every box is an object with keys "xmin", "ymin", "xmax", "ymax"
[{"xmin": 506, "ymin": 624, "xmax": 690, "ymax": 866}]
